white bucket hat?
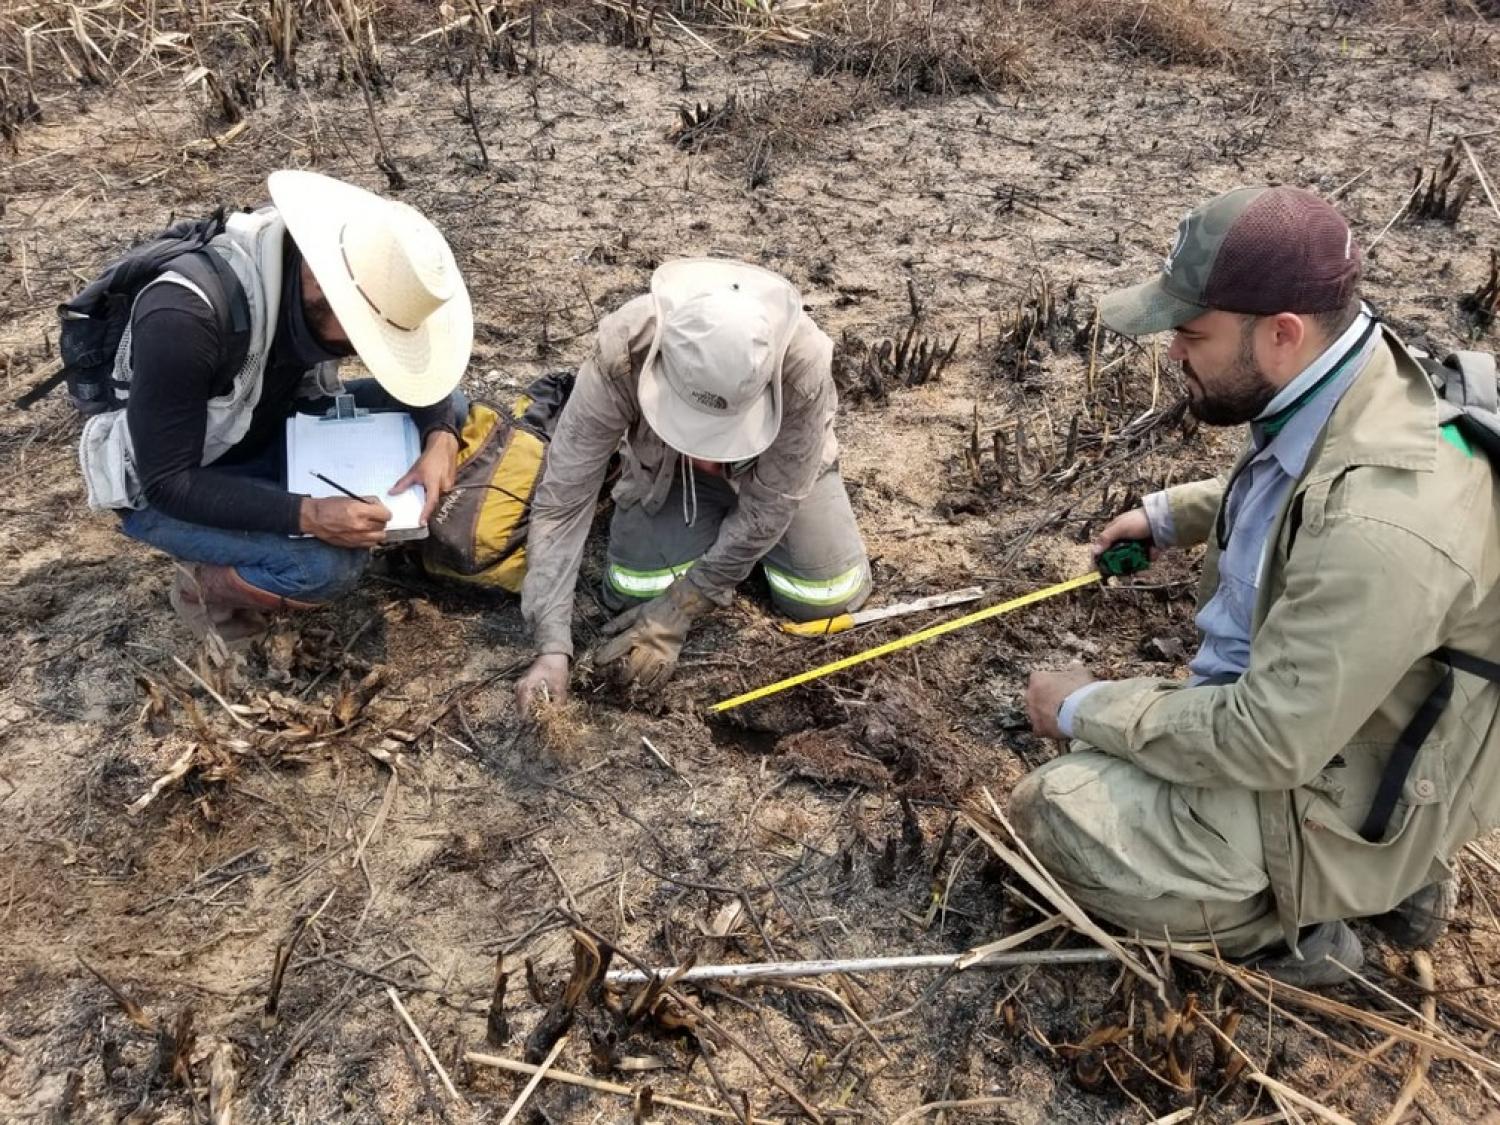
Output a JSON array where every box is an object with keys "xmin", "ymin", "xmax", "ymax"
[
  {"xmin": 638, "ymin": 258, "xmax": 802, "ymax": 462},
  {"xmin": 267, "ymin": 170, "xmax": 473, "ymax": 408}
]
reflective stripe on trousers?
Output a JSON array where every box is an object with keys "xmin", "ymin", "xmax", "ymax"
[
  {"xmin": 763, "ymin": 560, "xmax": 869, "ymax": 607},
  {"xmin": 606, "ymin": 560, "xmax": 694, "ymax": 598}
]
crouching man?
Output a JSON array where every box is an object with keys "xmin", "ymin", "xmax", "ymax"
[
  {"xmin": 79, "ymin": 170, "xmax": 472, "ymax": 641},
  {"xmin": 516, "ymin": 259, "xmax": 871, "ymax": 709},
  {"xmin": 1018, "ymin": 186, "xmax": 1500, "ymax": 986}
]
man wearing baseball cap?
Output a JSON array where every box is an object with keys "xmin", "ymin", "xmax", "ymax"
[
  {"xmin": 1015, "ymin": 186, "xmax": 1500, "ymax": 986},
  {"xmin": 79, "ymin": 170, "xmax": 472, "ymax": 642},
  {"xmin": 516, "ymin": 259, "xmax": 871, "ymax": 707}
]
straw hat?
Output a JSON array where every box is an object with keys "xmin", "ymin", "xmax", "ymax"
[
  {"xmin": 638, "ymin": 258, "xmax": 802, "ymax": 462},
  {"xmin": 268, "ymin": 170, "xmax": 472, "ymax": 407}
]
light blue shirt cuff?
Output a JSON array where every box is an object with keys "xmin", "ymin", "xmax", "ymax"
[
  {"xmin": 1142, "ymin": 490, "xmax": 1176, "ymax": 548},
  {"xmin": 1057, "ymin": 682, "xmax": 1107, "ymax": 739}
]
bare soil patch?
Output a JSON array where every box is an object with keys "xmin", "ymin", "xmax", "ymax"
[{"xmin": 2, "ymin": 1, "xmax": 1500, "ymax": 1122}]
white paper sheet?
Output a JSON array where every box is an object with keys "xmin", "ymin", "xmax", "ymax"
[{"xmin": 286, "ymin": 410, "xmax": 426, "ymax": 538}]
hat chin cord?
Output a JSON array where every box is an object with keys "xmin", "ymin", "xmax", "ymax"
[{"xmin": 679, "ymin": 453, "xmax": 699, "ymax": 529}]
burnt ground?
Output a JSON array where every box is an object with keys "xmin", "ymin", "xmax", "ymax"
[{"xmin": 2, "ymin": 1, "xmax": 1500, "ymax": 1121}]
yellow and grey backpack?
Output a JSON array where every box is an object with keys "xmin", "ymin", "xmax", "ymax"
[{"xmin": 421, "ymin": 371, "xmax": 574, "ymax": 593}]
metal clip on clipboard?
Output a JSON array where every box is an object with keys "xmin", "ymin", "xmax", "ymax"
[{"xmin": 323, "ymin": 393, "xmax": 368, "ymax": 421}]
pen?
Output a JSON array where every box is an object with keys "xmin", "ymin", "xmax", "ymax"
[{"xmin": 311, "ymin": 471, "xmax": 378, "ymax": 505}]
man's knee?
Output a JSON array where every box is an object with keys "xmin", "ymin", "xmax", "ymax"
[
  {"xmin": 261, "ymin": 545, "xmax": 369, "ymax": 603},
  {"xmin": 601, "ymin": 559, "xmax": 696, "ymax": 613},
  {"xmin": 1007, "ymin": 762, "xmax": 1080, "ymax": 866},
  {"xmin": 302, "ymin": 547, "xmax": 369, "ymax": 601},
  {"xmin": 765, "ymin": 557, "xmax": 872, "ymax": 622},
  {"xmin": 1006, "ymin": 754, "xmax": 1127, "ymax": 875},
  {"xmin": 1008, "ymin": 768, "xmax": 1047, "ymax": 843}
]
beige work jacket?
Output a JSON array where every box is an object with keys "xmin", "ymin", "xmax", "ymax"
[
  {"xmin": 1071, "ymin": 332, "xmax": 1500, "ymax": 942},
  {"xmin": 521, "ymin": 295, "xmax": 838, "ymax": 657}
]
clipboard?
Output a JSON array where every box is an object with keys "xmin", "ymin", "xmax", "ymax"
[{"xmin": 287, "ymin": 394, "xmax": 428, "ymax": 542}]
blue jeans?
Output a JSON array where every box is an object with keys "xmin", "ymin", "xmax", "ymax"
[{"xmin": 121, "ymin": 380, "xmax": 463, "ymax": 602}]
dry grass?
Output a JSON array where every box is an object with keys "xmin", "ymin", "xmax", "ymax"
[
  {"xmin": 669, "ymin": 74, "xmax": 877, "ymax": 189},
  {"xmin": 1336, "ymin": 0, "xmax": 1500, "ymax": 74},
  {"xmin": 1358, "ymin": 0, "xmax": 1499, "ymax": 17},
  {"xmin": 530, "ymin": 695, "xmax": 592, "ymax": 764},
  {"xmin": 808, "ymin": 0, "xmax": 1033, "ymax": 97},
  {"xmin": 1041, "ymin": 0, "xmax": 1241, "ymax": 67}
]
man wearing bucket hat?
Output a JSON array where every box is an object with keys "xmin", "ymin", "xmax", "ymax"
[
  {"xmin": 78, "ymin": 170, "xmax": 472, "ymax": 640},
  {"xmin": 1013, "ymin": 185, "xmax": 1500, "ymax": 986},
  {"xmin": 516, "ymin": 259, "xmax": 871, "ymax": 706}
]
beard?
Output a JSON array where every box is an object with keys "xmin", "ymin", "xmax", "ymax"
[{"xmin": 1183, "ymin": 332, "xmax": 1278, "ymax": 426}]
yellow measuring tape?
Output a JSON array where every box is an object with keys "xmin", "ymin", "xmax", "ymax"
[{"xmin": 711, "ymin": 570, "xmax": 1104, "ymax": 714}]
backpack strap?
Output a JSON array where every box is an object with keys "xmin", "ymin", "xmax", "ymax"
[
  {"xmin": 14, "ymin": 363, "xmax": 70, "ymax": 409},
  {"xmin": 1358, "ymin": 646, "xmax": 1500, "ymax": 842},
  {"xmin": 1437, "ymin": 351, "xmax": 1499, "ymax": 414},
  {"xmin": 1182, "ymin": 649, "xmax": 1500, "ymax": 844},
  {"xmin": 137, "ymin": 248, "xmax": 252, "ymax": 392},
  {"xmin": 168, "ymin": 248, "xmax": 250, "ymax": 337}
]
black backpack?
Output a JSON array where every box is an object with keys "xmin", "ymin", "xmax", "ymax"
[{"xmin": 18, "ymin": 208, "xmax": 249, "ymax": 415}]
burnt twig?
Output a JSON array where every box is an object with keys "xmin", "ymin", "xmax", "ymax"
[
  {"xmin": 77, "ymin": 956, "xmax": 152, "ymax": 1031},
  {"xmin": 323, "ymin": 0, "xmax": 403, "ymax": 189},
  {"xmin": 263, "ymin": 889, "xmax": 335, "ymax": 1026},
  {"xmin": 486, "ymin": 954, "xmax": 509, "ymax": 1047},
  {"xmin": 461, "ymin": 75, "xmax": 489, "ymax": 168}
]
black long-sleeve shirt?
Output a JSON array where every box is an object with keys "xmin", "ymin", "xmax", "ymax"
[{"xmin": 126, "ymin": 276, "xmax": 455, "ymax": 534}]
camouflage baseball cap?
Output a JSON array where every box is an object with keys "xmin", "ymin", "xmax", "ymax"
[{"xmin": 1098, "ymin": 186, "xmax": 1361, "ymax": 336}]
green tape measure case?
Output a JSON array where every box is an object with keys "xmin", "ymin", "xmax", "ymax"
[{"xmin": 1097, "ymin": 539, "xmax": 1152, "ymax": 578}]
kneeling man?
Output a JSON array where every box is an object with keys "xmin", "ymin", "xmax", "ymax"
[
  {"xmin": 1019, "ymin": 186, "xmax": 1500, "ymax": 986},
  {"xmin": 517, "ymin": 259, "xmax": 871, "ymax": 708}
]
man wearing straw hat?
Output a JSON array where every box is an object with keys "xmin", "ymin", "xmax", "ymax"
[
  {"xmin": 78, "ymin": 170, "xmax": 473, "ymax": 641},
  {"xmin": 1016, "ymin": 185, "xmax": 1500, "ymax": 987},
  {"xmin": 516, "ymin": 259, "xmax": 871, "ymax": 709}
]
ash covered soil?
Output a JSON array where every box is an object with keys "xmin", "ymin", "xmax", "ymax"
[{"xmin": 2, "ymin": 1, "xmax": 1500, "ymax": 1121}]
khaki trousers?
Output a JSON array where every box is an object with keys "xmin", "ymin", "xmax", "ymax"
[{"xmin": 1009, "ymin": 750, "xmax": 1284, "ymax": 956}]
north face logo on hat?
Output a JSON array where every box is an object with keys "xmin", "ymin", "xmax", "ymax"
[{"xmin": 691, "ymin": 389, "xmax": 730, "ymax": 411}]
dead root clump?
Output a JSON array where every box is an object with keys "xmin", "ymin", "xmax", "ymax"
[
  {"xmin": 956, "ymin": 270, "xmax": 1196, "ymax": 502},
  {"xmin": 992, "ymin": 272, "xmax": 1097, "ymax": 389},
  {"xmin": 835, "ymin": 324, "xmax": 960, "ymax": 405},
  {"xmin": 1464, "ymin": 248, "xmax": 1500, "ymax": 334},
  {"xmin": 668, "ymin": 76, "xmax": 877, "ymax": 190},
  {"xmin": 670, "ymin": 77, "xmax": 876, "ymax": 191},
  {"xmin": 1040, "ymin": 0, "xmax": 1241, "ymax": 68},
  {"xmin": 1406, "ymin": 137, "xmax": 1477, "ymax": 224},
  {"xmin": 809, "ymin": 0, "xmax": 1033, "ymax": 98},
  {"xmin": 530, "ymin": 694, "xmax": 592, "ymax": 764}
]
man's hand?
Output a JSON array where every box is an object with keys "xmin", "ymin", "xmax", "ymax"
[
  {"xmin": 516, "ymin": 654, "xmax": 570, "ymax": 714},
  {"xmin": 1026, "ymin": 664, "xmax": 1096, "ymax": 740},
  {"xmin": 595, "ymin": 581, "xmax": 711, "ymax": 691},
  {"xmin": 392, "ymin": 430, "xmax": 460, "ymax": 524},
  {"xmin": 300, "ymin": 496, "xmax": 391, "ymax": 548},
  {"xmin": 1092, "ymin": 508, "xmax": 1157, "ymax": 562}
]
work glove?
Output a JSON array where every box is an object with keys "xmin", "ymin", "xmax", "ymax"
[{"xmin": 594, "ymin": 579, "xmax": 712, "ymax": 690}]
